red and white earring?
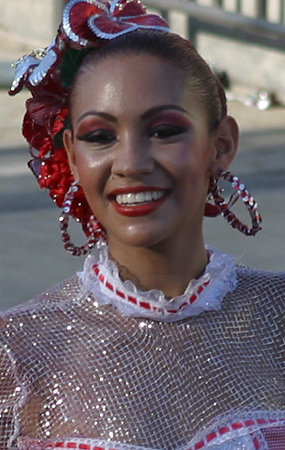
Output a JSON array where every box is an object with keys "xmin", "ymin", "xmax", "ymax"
[
  {"xmin": 59, "ymin": 181, "xmax": 105, "ymax": 256},
  {"xmin": 205, "ymin": 171, "xmax": 262, "ymax": 236}
]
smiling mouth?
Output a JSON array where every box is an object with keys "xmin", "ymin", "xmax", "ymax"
[
  {"xmin": 109, "ymin": 188, "xmax": 170, "ymax": 217},
  {"xmin": 115, "ymin": 190, "xmax": 167, "ymax": 205}
]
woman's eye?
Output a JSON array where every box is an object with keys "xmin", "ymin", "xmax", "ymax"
[
  {"xmin": 149, "ymin": 125, "xmax": 188, "ymax": 140},
  {"xmin": 76, "ymin": 129, "xmax": 116, "ymax": 145}
]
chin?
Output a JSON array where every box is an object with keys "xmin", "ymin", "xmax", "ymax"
[{"xmin": 108, "ymin": 223, "xmax": 172, "ymax": 249}]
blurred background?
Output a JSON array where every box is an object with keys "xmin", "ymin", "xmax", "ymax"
[{"xmin": 1, "ymin": 0, "xmax": 285, "ymax": 311}]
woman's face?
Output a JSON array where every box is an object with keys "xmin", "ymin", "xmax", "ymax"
[{"xmin": 64, "ymin": 53, "xmax": 220, "ymax": 251}]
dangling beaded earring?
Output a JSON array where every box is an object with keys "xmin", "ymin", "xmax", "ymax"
[
  {"xmin": 59, "ymin": 181, "xmax": 104, "ymax": 256},
  {"xmin": 205, "ymin": 170, "xmax": 262, "ymax": 236}
]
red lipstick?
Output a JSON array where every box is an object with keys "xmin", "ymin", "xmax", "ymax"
[{"xmin": 108, "ymin": 186, "xmax": 170, "ymax": 217}]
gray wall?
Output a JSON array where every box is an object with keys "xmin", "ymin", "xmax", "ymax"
[
  {"xmin": 1, "ymin": 0, "xmax": 64, "ymax": 45},
  {"xmin": 166, "ymin": 7, "xmax": 285, "ymax": 103},
  {"xmin": 198, "ymin": 33, "xmax": 285, "ymax": 102}
]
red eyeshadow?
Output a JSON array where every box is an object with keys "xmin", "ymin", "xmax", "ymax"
[
  {"xmin": 76, "ymin": 118, "xmax": 113, "ymax": 137},
  {"xmin": 146, "ymin": 111, "xmax": 191, "ymax": 129}
]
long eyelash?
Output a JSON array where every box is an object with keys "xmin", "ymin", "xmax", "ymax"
[
  {"xmin": 150, "ymin": 125, "xmax": 188, "ymax": 138},
  {"xmin": 75, "ymin": 130, "xmax": 116, "ymax": 144},
  {"xmin": 76, "ymin": 132, "xmax": 96, "ymax": 141}
]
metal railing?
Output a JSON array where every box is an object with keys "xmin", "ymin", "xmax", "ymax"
[
  {"xmin": 208, "ymin": 0, "xmax": 285, "ymax": 23},
  {"xmin": 206, "ymin": 0, "xmax": 285, "ymax": 24},
  {"xmin": 145, "ymin": 0, "xmax": 285, "ymax": 50}
]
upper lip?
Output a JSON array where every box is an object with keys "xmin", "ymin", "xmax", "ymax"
[{"xmin": 108, "ymin": 186, "xmax": 170, "ymax": 197}]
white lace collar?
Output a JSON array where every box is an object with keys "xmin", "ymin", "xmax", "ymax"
[{"xmin": 78, "ymin": 241, "xmax": 237, "ymax": 322}]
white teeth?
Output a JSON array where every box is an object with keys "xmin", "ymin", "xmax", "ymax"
[
  {"xmin": 115, "ymin": 191, "xmax": 165, "ymax": 205},
  {"xmin": 135, "ymin": 193, "xmax": 146, "ymax": 203},
  {"xmin": 144, "ymin": 192, "xmax": 152, "ymax": 201}
]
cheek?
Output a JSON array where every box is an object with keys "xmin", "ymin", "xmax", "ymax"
[
  {"xmin": 158, "ymin": 141, "xmax": 208, "ymax": 180},
  {"xmin": 75, "ymin": 147, "xmax": 100, "ymax": 172},
  {"xmin": 74, "ymin": 146, "xmax": 112, "ymax": 192},
  {"xmin": 164, "ymin": 142, "xmax": 212, "ymax": 197}
]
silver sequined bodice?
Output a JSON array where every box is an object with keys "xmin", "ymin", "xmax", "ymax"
[{"xmin": 0, "ymin": 265, "xmax": 284, "ymax": 450}]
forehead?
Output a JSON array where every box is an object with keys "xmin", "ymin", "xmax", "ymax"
[{"xmin": 71, "ymin": 53, "xmax": 198, "ymax": 117}]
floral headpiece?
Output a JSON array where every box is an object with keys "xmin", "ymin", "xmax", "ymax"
[{"xmin": 9, "ymin": 0, "xmax": 170, "ymax": 234}]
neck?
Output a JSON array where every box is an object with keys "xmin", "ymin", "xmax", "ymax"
[{"xmin": 107, "ymin": 234, "xmax": 208, "ymax": 299}]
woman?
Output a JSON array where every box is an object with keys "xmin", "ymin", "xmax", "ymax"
[{"xmin": 1, "ymin": 0, "xmax": 284, "ymax": 449}]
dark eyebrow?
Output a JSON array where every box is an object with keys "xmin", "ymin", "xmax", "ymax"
[
  {"xmin": 141, "ymin": 105, "xmax": 188, "ymax": 121},
  {"xmin": 76, "ymin": 105, "xmax": 189, "ymax": 125},
  {"xmin": 76, "ymin": 111, "xmax": 117, "ymax": 124}
]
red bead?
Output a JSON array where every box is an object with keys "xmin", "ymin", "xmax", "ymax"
[
  {"xmin": 194, "ymin": 441, "xmax": 204, "ymax": 450},
  {"xmin": 245, "ymin": 419, "xmax": 255, "ymax": 426},
  {"xmin": 140, "ymin": 301, "xmax": 151, "ymax": 310},
  {"xmin": 105, "ymin": 281, "xmax": 114, "ymax": 291},
  {"xmin": 116, "ymin": 290, "xmax": 126, "ymax": 299},
  {"xmin": 232, "ymin": 422, "xmax": 243, "ymax": 430},
  {"xmin": 206, "ymin": 432, "xmax": 217, "ymax": 442},
  {"xmin": 219, "ymin": 426, "xmax": 230, "ymax": 435},
  {"xmin": 253, "ymin": 437, "xmax": 261, "ymax": 449}
]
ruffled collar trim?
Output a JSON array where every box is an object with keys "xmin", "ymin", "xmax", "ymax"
[{"xmin": 78, "ymin": 241, "xmax": 237, "ymax": 322}]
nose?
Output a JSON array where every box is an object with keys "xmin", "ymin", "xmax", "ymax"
[{"xmin": 111, "ymin": 132, "xmax": 154, "ymax": 178}]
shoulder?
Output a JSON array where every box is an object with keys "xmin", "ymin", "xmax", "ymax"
[
  {"xmin": 0, "ymin": 276, "xmax": 83, "ymax": 447},
  {"xmin": 0, "ymin": 275, "xmax": 82, "ymax": 333},
  {"xmin": 237, "ymin": 264, "xmax": 285, "ymax": 283},
  {"xmin": 236, "ymin": 265, "xmax": 285, "ymax": 295},
  {"xmin": 234, "ymin": 264, "xmax": 285, "ymax": 317},
  {"xmin": 0, "ymin": 274, "xmax": 87, "ymax": 385},
  {"xmin": 227, "ymin": 266, "xmax": 285, "ymax": 368}
]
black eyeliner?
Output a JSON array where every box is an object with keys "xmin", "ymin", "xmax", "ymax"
[{"xmin": 76, "ymin": 132, "xmax": 95, "ymax": 141}]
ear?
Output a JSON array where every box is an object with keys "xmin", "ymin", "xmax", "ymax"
[
  {"xmin": 210, "ymin": 116, "xmax": 239, "ymax": 177},
  {"xmin": 63, "ymin": 128, "xmax": 80, "ymax": 181}
]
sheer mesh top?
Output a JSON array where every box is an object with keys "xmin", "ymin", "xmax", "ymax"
[{"xmin": 0, "ymin": 262, "xmax": 284, "ymax": 450}]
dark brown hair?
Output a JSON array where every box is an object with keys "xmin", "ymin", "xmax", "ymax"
[{"xmin": 70, "ymin": 29, "xmax": 227, "ymax": 130}]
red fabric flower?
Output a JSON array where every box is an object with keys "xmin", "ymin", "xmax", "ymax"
[
  {"xmin": 23, "ymin": 98, "xmax": 67, "ymax": 152},
  {"xmin": 63, "ymin": 0, "xmax": 169, "ymax": 43}
]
